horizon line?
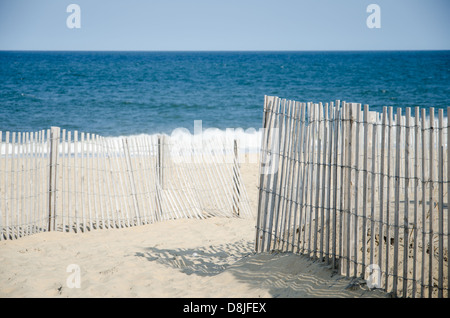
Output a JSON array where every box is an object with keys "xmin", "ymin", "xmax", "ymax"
[{"xmin": 1, "ymin": 49, "xmax": 449, "ymax": 53}]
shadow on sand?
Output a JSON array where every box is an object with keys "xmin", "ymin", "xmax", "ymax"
[{"xmin": 135, "ymin": 240, "xmax": 389, "ymax": 298}]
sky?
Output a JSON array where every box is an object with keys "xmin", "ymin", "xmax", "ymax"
[{"xmin": 0, "ymin": 0, "xmax": 449, "ymax": 51}]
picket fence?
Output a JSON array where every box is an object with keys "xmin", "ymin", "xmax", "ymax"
[
  {"xmin": 0, "ymin": 128, "xmax": 252, "ymax": 240},
  {"xmin": 255, "ymin": 96, "xmax": 449, "ymax": 298}
]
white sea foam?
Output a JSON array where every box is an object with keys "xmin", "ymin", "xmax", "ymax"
[
  {"xmin": 0, "ymin": 127, "xmax": 264, "ymax": 158},
  {"xmin": 3, "ymin": 110, "xmax": 448, "ymax": 157}
]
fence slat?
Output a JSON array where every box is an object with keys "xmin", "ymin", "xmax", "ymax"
[
  {"xmin": 74, "ymin": 131, "xmax": 80, "ymax": 232},
  {"xmin": 96, "ymin": 135, "xmax": 107, "ymax": 229},
  {"xmin": 60, "ymin": 130, "xmax": 66, "ymax": 232},
  {"xmin": 108, "ymin": 138, "xmax": 126, "ymax": 228},
  {"xmin": 308, "ymin": 102, "xmax": 317, "ymax": 256},
  {"xmin": 300, "ymin": 102, "xmax": 314, "ymax": 254},
  {"xmin": 80, "ymin": 132, "xmax": 86, "ymax": 233},
  {"xmin": 320, "ymin": 103, "xmax": 329, "ymax": 261},
  {"xmin": 324, "ymin": 102, "xmax": 333, "ymax": 263},
  {"xmin": 412, "ymin": 107, "xmax": 420, "ymax": 297},
  {"xmin": 403, "ymin": 108, "xmax": 411, "ymax": 297},
  {"xmin": 91, "ymin": 134, "xmax": 99, "ymax": 230},
  {"xmin": 421, "ymin": 108, "xmax": 427, "ymax": 297},
  {"xmin": 447, "ymin": 106, "xmax": 450, "ymax": 297},
  {"xmin": 438, "ymin": 109, "xmax": 444, "ymax": 298},
  {"xmin": 17, "ymin": 132, "xmax": 22, "ymax": 238},
  {"xmin": 24, "ymin": 132, "xmax": 29, "ymax": 236},
  {"xmin": 257, "ymin": 96, "xmax": 279, "ymax": 251},
  {"xmin": 31, "ymin": 132, "xmax": 37, "ymax": 236},
  {"xmin": 273, "ymin": 100, "xmax": 290, "ymax": 251},
  {"xmin": 86, "ymin": 133, "xmax": 93, "ymax": 231},
  {"xmin": 285, "ymin": 102, "xmax": 301, "ymax": 252},
  {"xmin": 4, "ymin": 132, "xmax": 10, "ymax": 239},
  {"xmin": 67, "ymin": 131, "xmax": 72, "ymax": 232},
  {"xmin": 428, "ymin": 107, "xmax": 435, "ymax": 298},
  {"xmin": 255, "ymin": 96, "xmax": 270, "ymax": 251},
  {"xmin": 11, "ymin": 132, "xmax": 17, "ymax": 239},
  {"xmin": 295, "ymin": 102, "xmax": 309, "ymax": 254},
  {"xmin": 378, "ymin": 107, "xmax": 387, "ymax": 285},
  {"xmin": 345, "ymin": 102, "xmax": 353, "ymax": 277},
  {"xmin": 332, "ymin": 102, "xmax": 340, "ymax": 268},
  {"xmin": 266, "ymin": 98, "xmax": 284, "ymax": 251},
  {"xmin": 339, "ymin": 102, "xmax": 347, "ymax": 272},
  {"xmin": 369, "ymin": 110, "xmax": 378, "ymax": 274},
  {"xmin": 353, "ymin": 103, "xmax": 361, "ymax": 277},
  {"xmin": 393, "ymin": 108, "xmax": 402, "ymax": 296},
  {"xmin": 292, "ymin": 102, "xmax": 306, "ymax": 253},
  {"xmin": 313, "ymin": 103, "xmax": 323, "ymax": 260},
  {"xmin": 277, "ymin": 101, "xmax": 291, "ymax": 249}
]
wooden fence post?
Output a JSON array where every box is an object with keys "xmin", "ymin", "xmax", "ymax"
[
  {"xmin": 48, "ymin": 126, "xmax": 60, "ymax": 232},
  {"xmin": 341, "ymin": 102, "xmax": 353, "ymax": 277},
  {"xmin": 155, "ymin": 135, "xmax": 164, "ymax": 219},
  {"xmin": 232, "ymin": 139, "xmax": 241, "ymax": 216},
  {"xmin": 124, "ymin": 138, "xmax": 141, "ymax": 226}
]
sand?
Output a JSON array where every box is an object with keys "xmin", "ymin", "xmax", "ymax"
[{"xmin": 0, "ymin": 156, "xmax": 389, "ymax": 298}]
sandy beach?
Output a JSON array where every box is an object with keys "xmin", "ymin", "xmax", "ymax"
[
  {"xmin": 1, "ymin": 1, "xmax": 449, "ymax": 300},
  {"xmin": 0, "ymin": 157, "xmax": 388, "ymax": 298}
]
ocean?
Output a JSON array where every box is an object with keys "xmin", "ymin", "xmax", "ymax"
[{"xmin": 0, "ymin": 51, "xmax": 449, "ymax": 138}]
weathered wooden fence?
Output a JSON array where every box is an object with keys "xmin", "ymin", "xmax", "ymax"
[
  {"xmin": 0, "ymin": 128, "xmax": 252, "ymax": 240},
  {"xmin": 255, "ymin": 95, "xmax": 449, "ymax": 298}
]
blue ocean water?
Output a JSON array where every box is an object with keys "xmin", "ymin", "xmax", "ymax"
[{"xmin": 0, "ymin": 51, "xmax": 449, "ymax": 137}]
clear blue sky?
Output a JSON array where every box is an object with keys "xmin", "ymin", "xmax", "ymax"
[{"xmin": 0, "ymin": 0, "xmax": 449, "ymax": 51}]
